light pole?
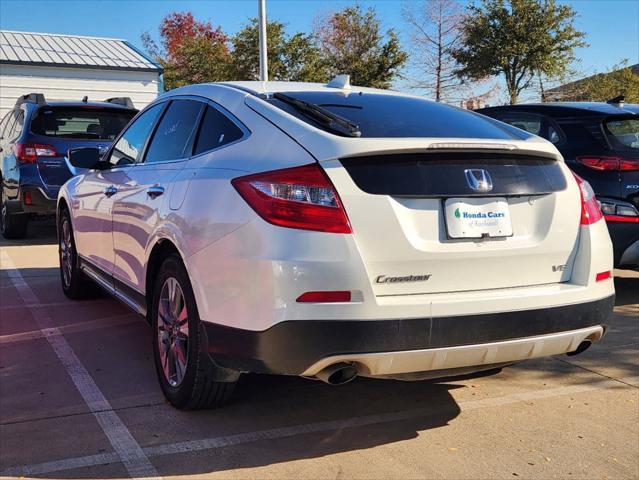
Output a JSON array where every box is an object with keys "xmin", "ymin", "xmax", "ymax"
[{"xmin": 258, "ymin": 0, "xmax": 268, "ymax": 81}]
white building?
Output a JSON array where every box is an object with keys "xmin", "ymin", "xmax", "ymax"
[{"xmin": 0, "ymin": 30, "xmax": 163, "ymax": 117}]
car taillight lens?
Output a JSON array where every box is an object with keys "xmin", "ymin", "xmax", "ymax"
[
  {"xmin": 232, "ymin": 163, "xmax": 352, "ymax": 234},
  {"xmin": 573, "ymin": 173, "xmax": 603, "ymax": 225},
  {"xmin": 13, "ymin": 143, "xmax": 57, "ymax": 164},
  {"xmin": 577, "ymin": 156, "xmax": 639, "ymax": 171}
]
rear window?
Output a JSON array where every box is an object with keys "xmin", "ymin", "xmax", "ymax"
[
  {"xmin": 264, "ymin": 91, "xmax": 527, "ymax": 140},
  {"xmin": 30, "ymin": 107, "xmax": 136, "ymax": 140},
  {"xmin": 604, "ymin": 118, "xmax": 639, "ymax": 152}
]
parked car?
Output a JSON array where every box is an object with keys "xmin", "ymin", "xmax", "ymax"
[
  {"xmin": 58, "ymin": 80, "xmax": 615, "ymax": 409},
  {"xmin": 0, "ymin": 93, "xmax": 137, "ymax": 239},
  {"xmin": 477, "ymin": 100, "xmax": 639, "ymax": 269}
]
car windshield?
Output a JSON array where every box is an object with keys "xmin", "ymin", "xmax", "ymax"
[
  {"xmin": 263, "ymin": 91, "xmax": 528, "ymax": 140},
  {"xmin": 30, "ymin": 107, "xmax": 136, "ymax": 140},
  {"xmin": 604, "ymin": 117, "xmax": 639, "ymax": 152}
]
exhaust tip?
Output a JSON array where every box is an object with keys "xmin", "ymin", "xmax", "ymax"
[
  {"xmin": 314, "ymin": 363, "xmax": 358, "ymax": 385},
  {"xmin": 567, "ymin": 340, "xmax": 593, "ymax": 357}
]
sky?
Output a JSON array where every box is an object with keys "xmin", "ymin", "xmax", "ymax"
[{"xmin": 1, "ymin": 0, "xmax": 638, "ymax": 99}]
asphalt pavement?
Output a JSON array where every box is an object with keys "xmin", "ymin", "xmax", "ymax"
[{"xmin": 1, "ymin": 220, "xmax": 637, "ymax": 479}]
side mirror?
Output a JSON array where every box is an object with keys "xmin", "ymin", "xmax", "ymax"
[{"xmin": 67, "ymin": 147, "xmax": 103, "ymax": 170}]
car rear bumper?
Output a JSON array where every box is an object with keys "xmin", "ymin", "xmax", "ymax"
[
  {"xmin": 202, "ymin": 294, "xmax": 615, "ymax": 376},
  {"xmin": 4, "ymin": 186, "xmax": 57, "ymax": 216}
]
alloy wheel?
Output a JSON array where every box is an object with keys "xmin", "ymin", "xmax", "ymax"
[
  {"xmin": 157, "ymin": 277, "xmax": 189, "ymax": 387},
  {"xmin": 59, "ymin": 218, "xmax": 73, "ymax": 287}
]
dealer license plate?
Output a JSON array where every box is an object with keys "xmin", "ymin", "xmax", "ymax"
[{"xmin": 444, "ymin": 198, "xmax": 513, "ymax": 239}]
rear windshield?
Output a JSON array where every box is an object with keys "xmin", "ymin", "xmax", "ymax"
[
  {"xmin": 264, "ymin": 91, "xmax": 528, "ymax": 140},
  {"xmin": 30, "ymin": 107, "xmax": 136, "ymax": 140},
  {"xmin": 604, "ymin": 117, "xmax": 639, "ymax": 152}
]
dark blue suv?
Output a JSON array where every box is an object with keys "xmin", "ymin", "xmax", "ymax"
[
  {"xmin": 0, "ymin": 93, "xmax": 137, "ymax": 238},
  {"xmin": 478, "ymin": 100, "xmax": 639, "ymax": 269}
]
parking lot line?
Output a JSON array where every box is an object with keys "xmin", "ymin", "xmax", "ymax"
[
  {"xmin": 0, "ymin": 312, "xmax": 139, "ymax": 345},
  {"xmin": 0, "ymin": 250, "xmax": 160, "ymax": 480},
  {"xmin": 2, "ymin": 371, "xmax": 636, "ymax": 477}
]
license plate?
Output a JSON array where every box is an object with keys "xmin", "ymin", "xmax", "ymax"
[{"xmin": 444, "ymin": 198, "xmax": 513, "ymax": 239}]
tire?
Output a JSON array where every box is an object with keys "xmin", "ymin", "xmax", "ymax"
[
  {"xmin": 1, "ymin": 188, "xmax": 28, "ymax": 239},
  {"xmin": 151, "ymin": 254, "xmax": 237, "ymax": 409},
  {"xmin": 58, "ymin": 207, "xmax": 96, "ymax": 299}
]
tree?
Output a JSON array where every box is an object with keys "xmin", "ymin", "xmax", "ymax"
[
  {"xmin": 281, "ymin": 33, "xmax": 330, "ymax": 82},
  {"xmin": 452, "ymin": 0, "xmax": 587, "ymax": 104},
  {"xmin": 402, "ymin": 0, "xmax": 465, "ymax": 102},
  {"xmin": 141, "ymin": 12, "xmax": 231, "ymax": 90},
  {"xmin": 315, "ymin": 5, "xmax": 407, "ymax": 89},
  {"xmin": 231, "ymin": 19, "xmax": 328, "ymax": 82}
]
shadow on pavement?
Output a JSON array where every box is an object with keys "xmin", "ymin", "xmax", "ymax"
[
  {"xmin": 0, "ymin": 218, "xmax": 57, "ymax": 247},
  {"xmin": 146, "ymin": 377, "xmax": 464, "ymax": 479},
  {"xmin": 614, "ymin": 275, "xmax": 639, "ymax": 306}
]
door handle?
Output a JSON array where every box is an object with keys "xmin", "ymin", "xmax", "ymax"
[
  {"xmin": 147, "ymin": 185, "xmax": 164, "ymax": 198},
  {"xmin": 103, "ymin": 185, "xmax": 117, "ymax": 197}
]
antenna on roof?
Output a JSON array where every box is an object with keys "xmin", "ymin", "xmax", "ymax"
[
  {"xmin": 82, "ymin": 96, "xmax": 88, "ymax": 103},
  {"xmin": 607, "ymin": 95, "xmax": 624, "ymax": 106},
  {"xmin": 327, "ymin": 74, "xmax": 351, "ymax": 90}
]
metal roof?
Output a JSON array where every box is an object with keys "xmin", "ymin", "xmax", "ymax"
[{"xmin": 0, "ymin": 30, "xmax": 163, "ymax": 73}]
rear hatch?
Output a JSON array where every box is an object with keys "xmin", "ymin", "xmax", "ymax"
[
  {"xmin": 324, "ymin": 150, "xmax": 580, "ymax": 295},
  {"xmin": 245, "ymin": 90, "xmax": 581, "ymax": 295},
  {"xmin": 29, "ymin": 106, "xmax": 135, "ymax": 192}
]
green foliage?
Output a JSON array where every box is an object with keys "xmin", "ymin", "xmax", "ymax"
[
  {"xmin": 556, "ymin": 62, "xmax": 639, "ymax": 103},
  {"xmin": 141, "ymin": 12, "xmax": 231, "ymax": 90},
  {"xmin": 231, "ymin": 19, "xmax": 328, "ymax": 82},
  {"xmin": 453, "ymin": 0, "xmax": 586, "ymax": 104},
  {"xmin": 162, "ymin": 36, "xmax": 232, "ymax": 89},
  {"xmin": 315, "ymin": 5, "xmax": 407, "ymax": 89},
  {"xmin": 281, "ymin": 33, "xmax": 330, "ymax": 82},
  {"xmin": 144, "ymin": 6, "xmax": 406, "ymax": 90}
]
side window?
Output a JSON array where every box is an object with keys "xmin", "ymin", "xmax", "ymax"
[
  {"xmin": 548, "ymin": 125, "xmax": 561, "ymax": 144},
  {"xmin": 502, "ymin": 114, "xmax": 542, "ymax": 136},
  {"xmin": 193, "ymin": 105, "xmax": 244, "ymax": 155},
  {"xmin": 144, "ymin": 100, "xmax": 203, "ymax": 164},
  {"xmin": 109, "ymin": 103, "xmax": 164, "ymax": 167},
  {"xmin": 501, "ymin": 113, "xmax": 562, "ymax": 145}
]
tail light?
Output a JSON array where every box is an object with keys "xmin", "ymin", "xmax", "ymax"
[
  {"xmin": 232, "ymin": 163, "xmax": 352, "ymax": 234},
  {"xmin": 577, "ymin": 156, "xmax": 639, "ymax": 171},
  {"xmin": 573, "ymin": 173, "xmax": 603, "ymax": 225},
  {"xmin": 13, "ymin": 143, "xmax": 57, "ymax": 164}
]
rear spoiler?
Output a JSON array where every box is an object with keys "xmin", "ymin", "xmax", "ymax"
[
  {"xmin": 105, "ymin": 97, "xmax": 135, "ymax": 109},
  {"xmin": 16, "ymin": 93, "xmax": 46, "ymax": 106}
]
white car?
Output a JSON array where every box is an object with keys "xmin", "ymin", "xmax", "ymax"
[{"xmin": 58, "ymin": 79, "xmax": 615, "ymax": 409}]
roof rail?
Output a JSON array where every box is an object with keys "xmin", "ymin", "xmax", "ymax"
[
  {"xmin": 16, "ymin": 93, "xmax": 46, "ymax": 106},
  {"xmin": 105, "ymin": 97, "xmax": 135, "ymax": 109}
]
